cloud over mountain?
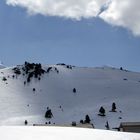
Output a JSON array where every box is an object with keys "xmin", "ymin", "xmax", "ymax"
[{"xmin": 6, "ymin": 0, "xmax": 140, "ymax": 36}]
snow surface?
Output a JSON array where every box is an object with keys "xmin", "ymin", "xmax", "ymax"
[
  {"xmin": 0, "ymin": 126, "xmax": 139, "ymax": 140},
  {"xmin": 0, "ymin": 64, "xmax": 140, "ymax": 130},
  {"xmin": 0, "ymin": 64, "xmax": 6, "ymax": 69}
]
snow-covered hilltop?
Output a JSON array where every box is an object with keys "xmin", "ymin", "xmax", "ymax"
[{"xmin": 0, "ymin": 62, "xmax": 140, "ymax": 130}]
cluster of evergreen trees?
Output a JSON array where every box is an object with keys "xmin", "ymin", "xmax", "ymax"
[
  {"xmin": 56, "ymin": 63, "xmax": 73, "ymax": 69},
  {"xmin": 11, "ymin": 62, "xmax": 46, "ymax": 83},
  {"xmin": 23, "ymin": 62, "xmax": 45, "ymax": 82},
  {"xmin": 12, "ymin": 67, "xmax": 21, "ymax": 75},
  {"xmin": 80, "ymin": 115, "xmax": 91, "ymax": 124}
]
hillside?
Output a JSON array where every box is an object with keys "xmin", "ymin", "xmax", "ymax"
[
  {"xmin": 0, "ymin": 62, "xmax": 140, "ymax": 130},
  {"xmin": 0, "ymin": 63, "xmax": 6, "ymax": 69}
]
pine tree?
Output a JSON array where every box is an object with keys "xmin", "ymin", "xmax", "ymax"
[
  {"xmin": 24, "ymin": 120, "xmax": 28, "ymax": 125},
  {"xmin": 85, "ymin": 115, "xmax": 91, "ymax": 123},
  {"xmin": 112, "ymin": 102, "xmax": 116, "ymax": 112},
  {"xmin": 99, "ymin": 106, "xmax": 106, "ymax": 116},
  {"xmin": 73, "ymin": 88, "xmax": 76, "ymax": 93},
  {"xmin": 45, "ymin": 108, "xmax": 53, "ymax": 118}
]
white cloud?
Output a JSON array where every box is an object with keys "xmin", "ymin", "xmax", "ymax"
[
  {"xmin": 100, "ymin": 0, "xmax": 140, "ymax": 36},
  {"xmin": 6, "ymin": 0, "xmax": 106, "ymax": 20},
  {"xmin": 6, "ymin": 0, "xmax": 140, "ymax": 36}
]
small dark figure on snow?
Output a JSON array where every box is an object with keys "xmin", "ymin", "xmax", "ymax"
[
  {"xmin": 80, "ymin": 120, "xmax": 84, "ymax": 124},
  {"xmin": 120, "ymin": 67, "xmax": 123, "ymax": 70},
  {"xmin": 24, "ymin": 120, "xmax": 28, "ymax": 125},
  {"xmin": 45, "ymin": 107, "xmax": 53, "ymax": 118},
  {"xmin": 33, "ymin": 88, "xmax": 36, "ymax": 92},
  {"xmin": 85, "ymin": 115, "xmax": 91, "ymax": 123},
  {"xmin": 12, "ymin": 75, "xmax": 15, "ymax": 79},
  {"xmin": 24, "ymin": 81, "xmax": 26, "ymax": 86},
  {"xmin": 98, "ymin": 106, "xmax": 106, "ymax": 116},
  {"xmin": 73, "ymin": 88, "xmax": 76, "ymax": 93},
  {"xmin": 111, "ymin": 102, "xmax": 117, "ymax": 112},
  {"xmin": 105, "ymin": 121, "xmax": 110, "ymax": 130}
]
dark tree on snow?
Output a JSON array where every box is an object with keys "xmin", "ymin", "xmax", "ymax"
[
  {"xmin": 24, "ymin": 120, "xmax": 28, "ymax": 125},
  {"xmin": 120, "ymin": 67, "xmax": 123, "ymax": 70},
  {"xmin": 99, "ymin": 106, "xmax": 106, "ymax": 116},
  {"xmin": 85, "ymin": 115, "xmax": 91, "ymax": 123},
  {"xmin": 112, "ymin": 102, "xmax": 117, "ymax": 112},
  {"xmin": 73, "ymin": 88, "xmax": 76, "ymax": 93},
  {"xmin": 45, "ymin": 108, "xmax": 53, "ymax": 118},
  {"xmin": 24, "ymin": 81, "xmax": 26, "ymax": 86},
  {"xmin": 33, "ymin": 88, "xmax": 36, "ymax": 92},
  {"xmin": 80, "ymin": 120, "xmax": 84, "ymax": 124}
]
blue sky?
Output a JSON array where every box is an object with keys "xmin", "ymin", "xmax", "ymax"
[{"xmin": 0, "ymin": 0, "xmax": 140, "ymax": 72}]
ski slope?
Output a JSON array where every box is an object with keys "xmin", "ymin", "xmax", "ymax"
[
  {"xmin": 0, "ymin": 63, "xmax": 140, "ymax": 130},
  {"xmin": 0, "ymin": 126, "xmax": 140, "ymax": 140}
]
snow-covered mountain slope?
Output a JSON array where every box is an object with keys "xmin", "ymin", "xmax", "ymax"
[
  {"xmin": 0, "ymin": 64, "xmax": 6, "ymax": 69},
  {"xmin": 0, "ymin": 126, "xmax": 140, "ymax": 140},
  {"xmin": 0, "ymin": 63, "xmax": 140, "ymax": 130}
]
